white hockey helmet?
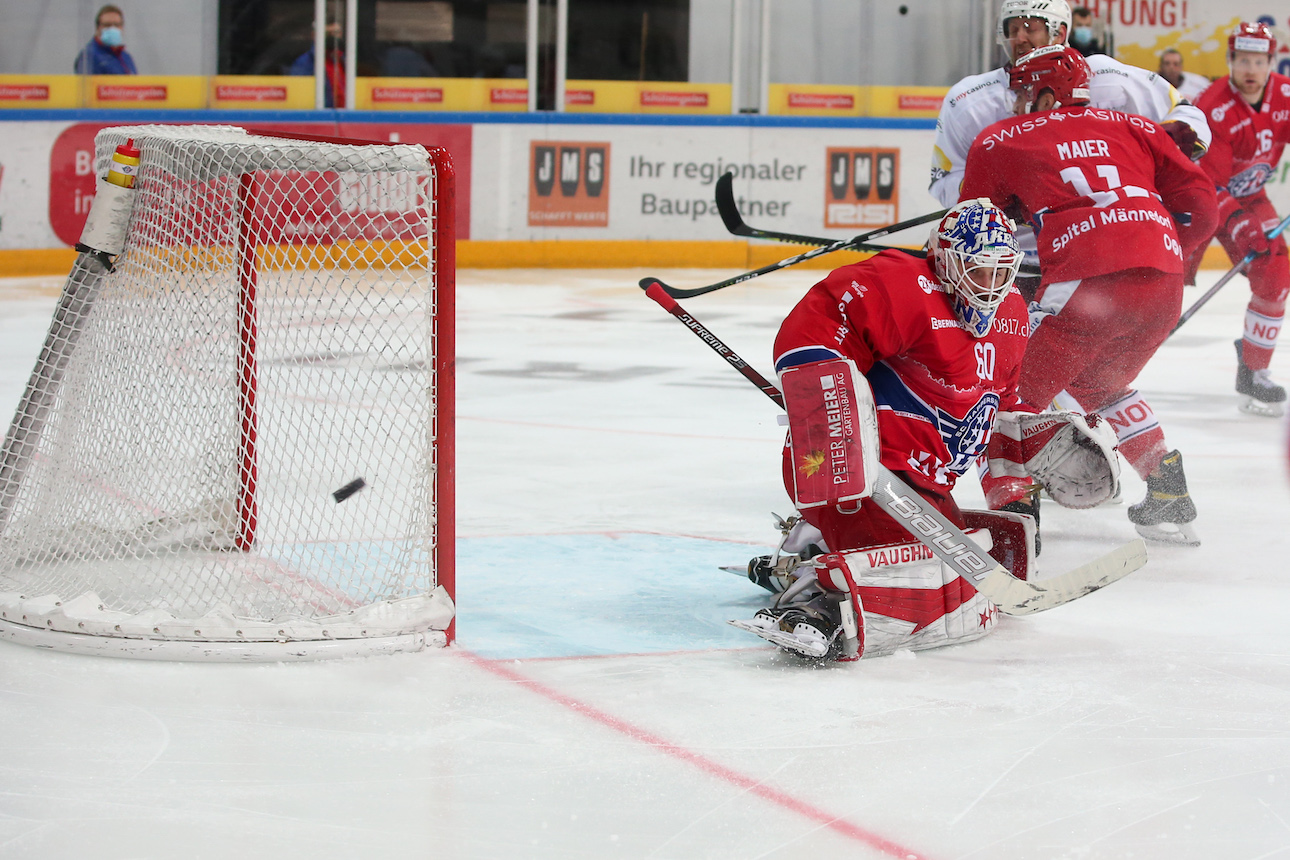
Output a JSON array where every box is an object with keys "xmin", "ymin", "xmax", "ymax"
[
  {"xmin": 996, "ymin": 0, "xmax": 1072, "ymax": 53},
  {"xmin": 929, "ymin": 199, "xmax": 1022, "ymax": 339}
]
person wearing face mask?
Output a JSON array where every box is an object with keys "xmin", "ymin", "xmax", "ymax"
[
  {"xmin": 1068, "ymin": 7, "xmax": 1107, "ymax": 57},
  {"xmin": 74, "ymin": 5, "xmax": 138, "ymax": 75}
]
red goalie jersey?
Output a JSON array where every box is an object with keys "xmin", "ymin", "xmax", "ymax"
[
  {"xmin": 774, "ymin": 250, "xmax": 1030, "ymax": 500},
  {"xmin": 960, "ymin": 106, "xmax": 1216, "ymax": 284}
]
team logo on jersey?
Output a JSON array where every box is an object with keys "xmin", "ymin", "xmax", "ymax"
[
  {"xmin": 1229, "ymin": 163, "xmax": 1275, "ymax": 198},
  {"xmin": 529, "ymin": 141, "xmax": 610, "ymax": 227},
  {"xmin": 824, "ymin": 147, "xmax": 900, "ymax": 229},
  {"xmin": 937, "ymin": 393, "xmax": 1000, "ymax": 474}
]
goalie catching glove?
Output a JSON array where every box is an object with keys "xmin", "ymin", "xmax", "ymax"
[{"xmin": 987, "ymin": 411, "xmax": 1120, "ymax": 509}]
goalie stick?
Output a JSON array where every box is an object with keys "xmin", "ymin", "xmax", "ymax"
[
  {"xmin": 640, "ymin": 281, "xmax": 1146, "ymax": 615},
  {"xmin": 1170, "ymin": 211, "xmax": 1290, "ymax": 336}
]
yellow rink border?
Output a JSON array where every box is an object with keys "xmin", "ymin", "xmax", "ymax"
[{"xmin": 0, "ymin": 241, "xmax": 1237, "ymax": 278}]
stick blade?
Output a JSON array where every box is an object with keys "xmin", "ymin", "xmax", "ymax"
[
  {"xmin": 980, "ymin": 539, "xmax": 1147, "ymax": 616},
  {"xmin": 715, "ymin": 171, "xmax": 752, "ymax": 236}
]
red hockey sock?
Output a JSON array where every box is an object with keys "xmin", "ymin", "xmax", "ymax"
[{"xmin": 1118, "ymin": 428, "xmax": 1169, "ymax": 480}]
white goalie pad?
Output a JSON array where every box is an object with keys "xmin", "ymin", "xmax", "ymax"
[
  {"xmin": 812, "ymin": 528, "xmax": 1000, "ymax": 660},
  {"xmin": 780, "ymin": 358, "xmax": 880, "ymax": 509},
  {"xmin": 988, "ymin": 410, "xmax": 1120, "ymax": 509}
]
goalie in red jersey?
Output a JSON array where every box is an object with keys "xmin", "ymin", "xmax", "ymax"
[
  {"xmin": 731, "ymin": 199, "xmax": 1121, "ymax": 662},
  {"xmin": 1191, "ymin": 22, "xmax": 1290, "ymax": 417},
  {"xmin": 959, "ymin": 45, "xmax": 1218, "ymax": 547}
]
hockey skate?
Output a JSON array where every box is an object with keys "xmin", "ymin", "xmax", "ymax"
[
  {"xmin": 722, "ymin": 513, "xmax": 825, "ymax": 594},
  {"xmin": 1235, "ymin": 339, "xmax": 1286, "ymax": 417},
  {"xmin": 1127, "ymin": 449, "xmax": 1199, "ymax": 546},
  {"xmin": 729, "ymin": 593, "xmax": 845, "ymax": 661}
]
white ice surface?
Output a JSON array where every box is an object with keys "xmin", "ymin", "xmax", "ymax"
[{"xmin": 2, "ymin": 266, "xmax": 1290, "ymax": 860}]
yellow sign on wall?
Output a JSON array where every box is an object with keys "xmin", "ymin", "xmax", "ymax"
[
  {"xmin": 0, "ymin": 75, "xmax": 82, "ymax": 109},
  {"xmin": 84, "ymin": 75, "xmax": 206, "ymax": 109},
  {"xmin": 564, "ymin": 81, "xmax": 731, "ymax": 114},
  {"xmin": 210, "ymin": 76, "xmax": 315, "ymax": 110},
  {"xmin": 355, "ymin": 78, "xmax": 529, "ymax": 111},
  {"xmin": 768, "ymin": 84, "xmax": 948, "ymax": 118}
]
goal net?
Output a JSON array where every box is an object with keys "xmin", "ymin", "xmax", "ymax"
[{"xmin": 0, "ymin": 125, "xmax": 455, "ymax": 660}]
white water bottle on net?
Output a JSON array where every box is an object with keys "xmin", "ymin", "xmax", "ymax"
[{"xmin": 0, "ymin": 125, "xmax": 455, "ymax": 660}]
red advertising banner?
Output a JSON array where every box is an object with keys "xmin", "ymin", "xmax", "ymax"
[{"xmin": 48, "ymin": 121, "xmax": 473, "ymax": 248}]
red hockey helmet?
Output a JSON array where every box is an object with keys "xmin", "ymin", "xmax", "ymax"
[
  {"xmin": 1008, "ymin": 44, "xmax": 1092, "ymax": 111},
  {"xmin": 1229, "ymin": 21, "xmax": 1276, "ymax": 56}
]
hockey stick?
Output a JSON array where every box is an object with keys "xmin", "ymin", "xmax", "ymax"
[
  {"xmin": 640, "ymin": 191, "xmax": 948, "ymax": 301},
  {"xmin": 715, "ymin": 171, "xmax": 942, "ymax": 250},
  {"xmin": 641, "ymin": 281, "xmax": 1146, "ymax": 615},
  {"xmin": 1171, "ymin": 212, "xmax": 1290, "ymax": 336},
  {"xmin": 713, "ymin": 171, "xmax": 1044, "ymax": 277}
]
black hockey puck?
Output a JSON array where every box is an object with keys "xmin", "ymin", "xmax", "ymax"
[{"xmin": 333, "ymin": 477, "xmax": 367, "ymax": 502}]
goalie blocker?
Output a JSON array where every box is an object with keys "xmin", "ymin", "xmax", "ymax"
[{"xmin": 780, "ymin": 357, "xmax": 879, "ymax": 509}]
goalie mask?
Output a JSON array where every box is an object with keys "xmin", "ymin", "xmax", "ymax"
[
  {"xmin": 929, "ymin": 199, "xmax": 1022, "ymax": 338},
  {"xmin": 1009, "ymin": 44, "xmax": 1092, "ymax": 113}
]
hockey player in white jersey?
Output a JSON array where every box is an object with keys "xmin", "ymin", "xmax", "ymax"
[{"xmin": 930, "ymin": 0, "xmax": 1211, "ymax": 212}]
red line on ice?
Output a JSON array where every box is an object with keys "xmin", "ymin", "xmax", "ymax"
[{"xmin": 461, "ymin": 650, "xmax": 932, "ymax": 860}]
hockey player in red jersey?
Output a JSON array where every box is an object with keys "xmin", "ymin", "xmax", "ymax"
[
  {"xmin": 1191, "ymin": 22, "xmax": 1290, "ymax": 417},
  {"xmin": 732, "ymin": 200, "xmax": 1121, "ymax": 661},
  {"xmin": 960, "ymin": 45, "xmax": 1218, "ymax": 545}
]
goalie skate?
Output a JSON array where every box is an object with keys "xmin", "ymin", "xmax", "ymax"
[
  {"xmin": 722, "ymin": 513, "xmax": 826, "ymax": 593},
  {"xmin": 1235, "ymin": 339, "xmax": 1286, "ymax": 417},
  {"xmin": 1127, "ymin": 449, "xmax": 1200, "ymax": 546},
  {"xmin": 729, "ymin": 599, "xmax": 844, "ymax": 661}
]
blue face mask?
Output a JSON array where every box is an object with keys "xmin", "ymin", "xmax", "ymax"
[
  {"xmin": 1072, "ymin": 25, "xmax": 1094, "ymax": 45},
  {"xmin": 99, "ymin": 26, "xmax": 124, "ymax": 47}
]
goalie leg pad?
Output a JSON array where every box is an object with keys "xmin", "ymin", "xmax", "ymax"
[
  {"xmin": 817, "ymin": 530, "xmax": 1000, "ymax": 659},
  {"xmin": 989, "ymin": 410, "xmax": 1120, "ymax": 509},
  {"xmin": 963, "ymin": 509, "xmax": 1036, "ymax": 582}
]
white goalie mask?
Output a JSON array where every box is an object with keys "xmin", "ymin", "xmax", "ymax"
[
  {"xmin": 996, "ymin": 0, "xmax": 1072, "ymax": 52},
  {"xmin": 929, "ymin": 199, "xmax": 1022, "ymax": 339}
]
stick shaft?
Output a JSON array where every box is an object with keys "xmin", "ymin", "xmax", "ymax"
[
  {"xmin": 641, "ymin": 283, "xmax": 784, "ymax": 406},
  {"xmin": 1171, "ymin": 211, "xmax": 1290, "ymax": 336}
]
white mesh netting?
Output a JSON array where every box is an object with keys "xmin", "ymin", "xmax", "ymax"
[{"xmin": 0, "ymin": 125, "xmax": 453, "ymax": 660}]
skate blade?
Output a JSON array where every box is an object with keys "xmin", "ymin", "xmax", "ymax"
[
  {"xmin": 727, "ymin": 619, "xmax": 830, "ymax": 659},
  {"xmin": 1134, "ymin": 521, "xmax": 1200, "ymax": 547},
  {"xmin": 719, "ymin": 565, "xmax": 747, "ymax": 576},
  {"xmin": 1239, "ymin": 395, "xmax": 1285, "ymax": 417}
]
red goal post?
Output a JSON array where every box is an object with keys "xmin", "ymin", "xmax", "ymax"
[{"xmin": 0, "ymin": 124, "xmax": 455, "ymax": 660}]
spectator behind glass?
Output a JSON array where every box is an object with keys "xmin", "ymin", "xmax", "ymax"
[
  {"xmin": 289, "ymin": 17, "xmax": 345, "ymax": 108},
  {"xmin": 1069, "ymin": 7, "xmax": 1108, "ymax": 56},
  {"xmin": 74, "ymin": 4, "xmax": 138, "ymax": 74},
  {"xmin": 1158, "ymin": 48, "xmax": 1210, "ymax": 102}
]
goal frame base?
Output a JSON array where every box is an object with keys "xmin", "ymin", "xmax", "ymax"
[{"xmin": 0, "ymin": 617, "xmax": 448, "ymax": 662}]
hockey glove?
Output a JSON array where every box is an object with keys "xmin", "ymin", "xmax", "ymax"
[
  {"xmin": 1162, "ymin": 121, "xmax": 1203, "ymax": 161},
  {"xmin": 987, "ymin": 411, "xmax": 1120, "ymax": 510},
  {"xmin": 1226, "ymin": 209, "xmax": 1271, "ymax": 258}
]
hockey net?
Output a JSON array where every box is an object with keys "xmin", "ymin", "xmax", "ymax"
[{"xmin": 0, "ymin": 125, "xmax": 455, "ymax": 660}]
